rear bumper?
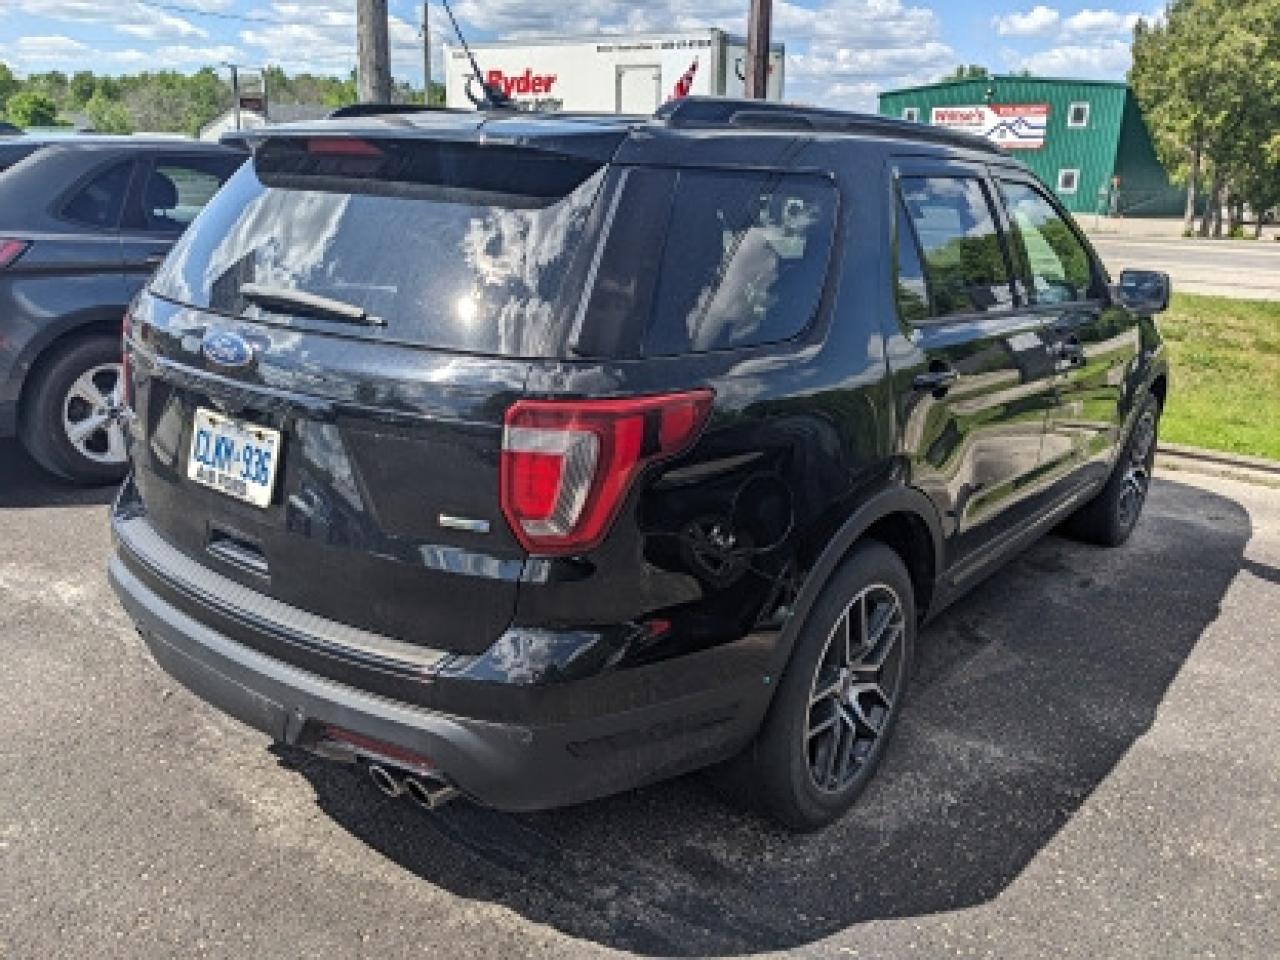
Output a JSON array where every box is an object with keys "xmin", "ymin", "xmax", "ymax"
[{"xmin": 109, "ymin": 533, "xmax": 774, "ymax": 812}]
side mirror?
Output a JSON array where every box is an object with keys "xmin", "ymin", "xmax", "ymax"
[{"xmin": 1117, "ymin": 269, "xmax": 1171, "ymax": 314}]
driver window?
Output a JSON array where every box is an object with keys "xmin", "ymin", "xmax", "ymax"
[{"xmin": 995, "ymin": 179, "xmax": 1095, "ymax": 304}]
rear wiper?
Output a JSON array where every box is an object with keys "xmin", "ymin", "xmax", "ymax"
[{"xmin": 239, "ymin": 282, "xmax": 383, "ymax": 326}]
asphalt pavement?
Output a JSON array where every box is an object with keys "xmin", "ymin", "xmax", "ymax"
[
  {"xmin": 1, "ymin": 438, "xmax": 1277, "ymax": 959},
  {"xmin": 1088, "ymin": 234, "xmax": 1280, "ymax": 300}
]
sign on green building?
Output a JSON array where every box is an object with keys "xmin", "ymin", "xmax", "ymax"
[{"xmin": 878, "ymin": 75, "xmax": 1183, "ymax": 217}]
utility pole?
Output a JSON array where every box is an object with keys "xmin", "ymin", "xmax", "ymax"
[
  {"xmin": 421, "ymin": 2, "xmax": 431, "ymax": 104},
  {"xmin": 221, "ymin": 61, "xmax": 241, "ymax": 130},
  {"xmin": 356, "ymin": 0, "xmax": 392, "ymax": 103},
  {"xmin": 744, "ymin": 0, "xmax": 772, "ymax": 99}
]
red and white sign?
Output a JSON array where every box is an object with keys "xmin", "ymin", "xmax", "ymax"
[
  {"xmin": 485, "ymin": 68, "xmax": 558, "ymax": 98},
  {"xmin": 930, "ymin": 103, "xmax": 1049, "ymax": 150},
  {"xmin": 445, "ymin": 31, "xmax": 784, "ymax": 113}
]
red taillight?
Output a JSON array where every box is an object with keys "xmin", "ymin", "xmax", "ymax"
[
  {"xmin": 305, "ymin": 137, "xmax": 383, "ymax": 157},
  {"xmin": 0, "ymin": 238, "xmax": 29, "ymax": 269},
  {"xmin": 501, "ymin": 390, "xmax": 714, "ymax": 555}
]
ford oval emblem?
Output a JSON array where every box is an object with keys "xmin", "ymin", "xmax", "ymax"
[{"xmin": 202, "ymin": 330, "xmax": 254, "ymax": 369}]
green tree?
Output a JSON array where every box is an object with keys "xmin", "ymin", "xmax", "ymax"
[
  {"xmin": 5, "ymin": 90, "xmax": 59, "ymax": 127},
  {"xmin": 85, "ymin": 90, "xmax": 132, "ymax": 134},
  {"xmin": 69, "ymin": 70, "xmax": 97, "ymax": 106},
  {"xmin": 1131, "ymin": 0, "xmax": 1280, "ymax": 236},
  {"xmin": 0, "ymin": 62, "xmax": 19, "ymax": 114},
  {"xmin": 940, "ymin": 65, "xmax": 989, "ymax": 82}
]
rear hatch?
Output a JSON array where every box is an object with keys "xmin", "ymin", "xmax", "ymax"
[{"xmin": 129, "ymin": 115, "xmax": 628, "ymax": 655}]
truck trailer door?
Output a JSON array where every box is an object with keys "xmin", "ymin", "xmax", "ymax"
[{"xmin": 616, "ymin": 65, "xmax": 662, "ymax": 113}]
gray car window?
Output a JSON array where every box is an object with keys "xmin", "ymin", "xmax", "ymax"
[{"xmin": 61, "ymin": 159, "xmax": 133, "ymax": 229}]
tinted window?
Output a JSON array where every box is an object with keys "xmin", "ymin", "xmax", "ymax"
[
  {"xmin": 138, "ymin": 155, "xmax": 239, "ymax": 231},
  {"xmin": 642, "ymin": 169, "xmax": 836, "ymax": 355},
  {"xmin": 894, "ymin": 196, "xmax": 929, "ymax": 325},
  {"xmin": 62, "ymin": 159, "xmax": 133, "ymax": 229},
  {"xmin": 996, "ymin": 179, "xmax": 1095, "ymax": 304},
  {"xmin": 150, "ymin": 156, "xmax": 605, "ymax": 357},
  {"xmin": 899, "ymin": 176, "xmax": 1013, "ymax": 317}
]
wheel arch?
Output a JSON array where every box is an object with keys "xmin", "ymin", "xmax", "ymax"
[
  {"xmin": 770, "ymin": 484, "xmax": 944, "ymax": 676},
  {"xmin": 15, "ymin": 308, "xmax": 125, "ymax": 419}
]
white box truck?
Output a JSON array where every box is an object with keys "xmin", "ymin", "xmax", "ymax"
[{"xmin": 444, "ymin": 30, "xmax": 785, "ymax": 113}]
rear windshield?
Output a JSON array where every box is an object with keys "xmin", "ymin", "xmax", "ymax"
[{"xmin": 151, "ymin": 138, "xmax": 837, "ymax": 359}]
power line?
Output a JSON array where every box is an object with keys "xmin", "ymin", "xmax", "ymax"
[
  {"xmin": 136, "ymin": 2, "xmax": 426, "ymax": 52},
  {"xmin": 138, "ymin": 1, "xmax": 281, "ymax": 23}
]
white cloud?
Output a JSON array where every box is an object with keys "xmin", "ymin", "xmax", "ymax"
[
  {"xmin": 1062, "ymin": 8, "xmax": 1142, "ymax": 35},
  {"xmin": 14, "ymin": 0, "xmax": 207, "ymax": 41},
  {"xmin": 151, "ymin": 43, "xmax": 241, "ymax": 67},
  {"xmin": 239, "ymin": 0, "xmax": 425, "ymax": 75},
  {"xmin": 3, "ymin": 34, "xmax": 89, "ymax": 62},
  {"xmin": 993, "ymin": 6, "xmax": 1061, "ymax": 38},
  {"xmin": 1013, "ymin": 39, "xmax": 1132, "ymax": 77}
]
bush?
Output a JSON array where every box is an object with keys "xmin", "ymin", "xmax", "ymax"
[
  {"xmin": 85, "ymin": 91, "xmax": 132, "ymax": 134},
  {"xmin": 4, "ymin": 90, "xmax": 58, "ymax": 127}
]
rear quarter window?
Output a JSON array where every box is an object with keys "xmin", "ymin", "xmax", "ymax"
[
  {"xmin": 636, "ymin": 169, "xmax": 837, "ymax": 355},
  {"xmin": 60, "ymin": 159, "xmax": 134, "ymax": 229}
]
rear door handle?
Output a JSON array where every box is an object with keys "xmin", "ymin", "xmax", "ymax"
[{"xmin": 912, "ymin": 367, "xmax": 960, "ymax": 393}]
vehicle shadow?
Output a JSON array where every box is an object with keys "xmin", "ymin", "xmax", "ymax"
[
  {"xmin": 0, "ymin": 439, "xmax": 117, "ymax": 508},
  {"xmin": 278, "ymin": 476, "xmax": 1251, "ymax": 956}
]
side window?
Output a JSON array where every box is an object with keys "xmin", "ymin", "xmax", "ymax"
[
  {"xmin": 898, "ymin": 175, "xmax": 1013, "ymax": 318},
  {"xmin": 893, "ymin": 196, "xmax": 930, "ymax": 325},
  {"xmin": 996, "ymin": 179, "xmax": 1095, "ymax": 304},
  {"xmin": 136, "ymin": 155, "xmax": 240, "ymax": 232},
  {"xmin": 643, "ymin": 169, "xmax": 837, "ymax": 355},
  {"xmin": 61, "ymin": 159, "xmax": 134, "ymax": 229}
]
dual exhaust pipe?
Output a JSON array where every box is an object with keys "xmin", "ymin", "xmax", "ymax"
[{"xmin": 368, "ymin": 762, "xmax": 459, "ymax": 811}]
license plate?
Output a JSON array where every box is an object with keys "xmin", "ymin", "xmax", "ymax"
[{"xmin": 186, "ymin": 408, "xmax": 281, "ymax": 508}]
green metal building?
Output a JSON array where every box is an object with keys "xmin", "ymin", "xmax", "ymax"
[{"xmin": 877, "ymin": 75, "xmax": 1182, "ymax": 216}]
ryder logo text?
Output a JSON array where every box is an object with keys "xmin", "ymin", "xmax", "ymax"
[{"xmin": 485, "ymin": 69, "xmax": 558, "ymax": 97}]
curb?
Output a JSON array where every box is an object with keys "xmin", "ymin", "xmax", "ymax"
[
  {"xmin": 1158, "ymin": 443, "xmax": 1280, "ymax": 476},
  {"xmin": 1156, "ymin": 443, "xmax": 1280, "ymax": 489}
]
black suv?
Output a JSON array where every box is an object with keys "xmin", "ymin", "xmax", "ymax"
[
  {"xmin": 108, "ymin": 99, "xmax": 1169, "ymax": 830},
  {"xmin": 0, "ymin": 135, "xmax": 243, "ymax": 482}
]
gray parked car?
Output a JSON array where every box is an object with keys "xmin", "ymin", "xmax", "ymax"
[{"xmin": 0, "ymin": 135, "xmax": 243, "ymax": 482}]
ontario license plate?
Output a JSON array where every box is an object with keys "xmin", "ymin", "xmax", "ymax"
[{"xmin": 186, "ymin": 408, "xmax": 281, "ymax": 508}]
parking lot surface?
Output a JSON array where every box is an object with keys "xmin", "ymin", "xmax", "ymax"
[
  {"xmin": 1089, "ymin": 234, "xmax": 1280, "ymax": 300},
  {"xmin": 1, "ymin": 438, "xmax": 1277, "ymax": 959}
]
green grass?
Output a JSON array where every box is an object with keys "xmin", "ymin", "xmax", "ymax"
[{"xmin": 1157, "ymin": 293, "xmax": 1280, "ymax": 461}]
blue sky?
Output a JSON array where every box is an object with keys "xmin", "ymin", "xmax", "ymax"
[{"xmin": 0, "ymin": 1, "xmax": 1160, "ymax": 108}]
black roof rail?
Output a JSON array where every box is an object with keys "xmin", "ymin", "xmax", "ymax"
[
  {"xmin": 654, "ymin": 97, "xmax": 1002, "ymax": 155},
  {"xmin": 327, "ymin": 103, "xmax": 442, "ymax": 119}
]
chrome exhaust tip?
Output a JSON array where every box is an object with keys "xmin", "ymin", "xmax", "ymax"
[
  {"xmin": 403, "ymin": 774, "xmax": 459, "ymax": 811},
  {"xmin": 368, "ymin": 763, "xmax": 404, "ymax": 798}
]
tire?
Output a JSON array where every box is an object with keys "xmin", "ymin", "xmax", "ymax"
[
  {"xmin": 1063, "ymin": 393, "xmax": 1160, "ymax": 547},
  {"xmin": 18, "ymin": 333, "xmax": 129, "ymax": 485},
  {"xmin": 749, "ymin": 540, "xmax": 916, "ymax": 831}
]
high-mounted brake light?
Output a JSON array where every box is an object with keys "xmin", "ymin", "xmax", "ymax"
[
  {"xmin": 501, "ymin": 390, "xmax": 714, "ymax": 555},
  {"xmin": 0, "ymin": 238, "xmax": 29, "ymax": 269},
  {"xmin": 305, "ymin": 137, "xmax": 383, "ymax": 157}
]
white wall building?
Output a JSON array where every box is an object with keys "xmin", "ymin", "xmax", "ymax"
[{"xmin": 445, "ymin": 31, "xmax": 784, "ymax": 113}]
